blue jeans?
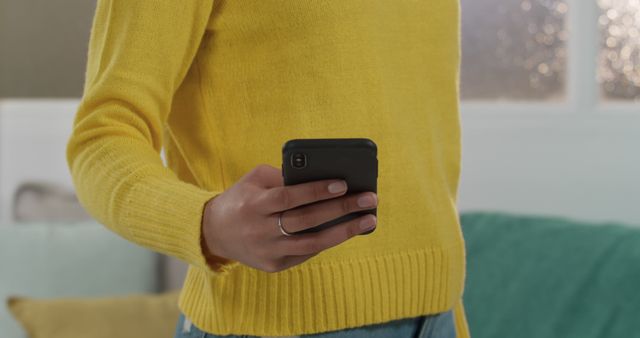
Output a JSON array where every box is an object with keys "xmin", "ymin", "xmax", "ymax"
[{"xmin": 174, "ymin": 310, "xmax": 456, "ymax": 338}]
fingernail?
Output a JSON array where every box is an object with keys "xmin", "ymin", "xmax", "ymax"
[
  {"xmin": 359, "ymin": 215, "xmax": 376, "ymax": 229},
  {"xmin": 328, "ymin": 181, "xmax": 347, "ymax": 193},
  {"xmin": 357, "ymin": 194, "xmax": 377, "ymax": 208}
]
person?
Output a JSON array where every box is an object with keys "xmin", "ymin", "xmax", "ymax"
[{"xmin": 66, "ymin": 0, "xmax": 470, "ymax": 337}]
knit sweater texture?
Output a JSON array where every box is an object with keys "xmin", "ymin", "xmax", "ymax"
[{"xmin": 66, "ymin": 0, "xmax": 470, "ymax": 336}]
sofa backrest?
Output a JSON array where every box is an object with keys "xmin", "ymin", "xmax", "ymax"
[{"xmin": 460, "ymin": 211, "xmax": 640, "ymax": 338}]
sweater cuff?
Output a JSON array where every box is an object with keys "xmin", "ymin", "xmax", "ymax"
[{"xmin": 121, "ymin": 175, "xmax": 239, "ymax": 275}]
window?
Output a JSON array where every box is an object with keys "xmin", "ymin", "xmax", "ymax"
[
  {"xmin": 597, "ymin": 0, "xmax": 640, "ymax": 101},
  {"xmin": 460, "ymin": 0, "xmax": 569, "ymax": 101},
  {"xmin": 461, "ymin": 0, "xmax": 640, "ymax": 104}
]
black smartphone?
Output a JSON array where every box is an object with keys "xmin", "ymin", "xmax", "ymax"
[{"xmin": 281, "ymin": 138, "xmax": 378, "ymax": 235}]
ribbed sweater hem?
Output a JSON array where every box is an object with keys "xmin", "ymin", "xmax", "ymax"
[{"xmin": 178, "ymin": 244, "xmax": 465, "ymax": 336}]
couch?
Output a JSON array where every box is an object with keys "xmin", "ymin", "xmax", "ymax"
[
  {"xmin": 2, "ymin": 211, "xmax": 639, "ymax": 337},
  {"xmin": 461, "ymin": 211, "xmax": 640, "ymax": 338}
]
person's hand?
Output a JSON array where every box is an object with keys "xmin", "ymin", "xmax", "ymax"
[{"xmin": 201, "ymin": 164, "xmax": 378, "ymax": 273}]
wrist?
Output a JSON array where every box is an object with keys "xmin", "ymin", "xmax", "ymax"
[{"xmin": 200, "ymin": 197, "xmax": 232, "ymax": 271}]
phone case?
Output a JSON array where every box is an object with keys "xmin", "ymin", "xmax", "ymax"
[{"xmin": 281, "ymin": 138, "xmax": 378, "ymax": 235}]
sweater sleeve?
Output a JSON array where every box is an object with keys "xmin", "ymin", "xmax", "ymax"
[{"xmin": 66, "ymin": 0, "xmax": 234, "ymax": 275}]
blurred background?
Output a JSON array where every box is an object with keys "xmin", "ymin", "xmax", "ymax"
[{"xmin": 0, "ymin": 0, "xmax": 638, "ymax": 338}]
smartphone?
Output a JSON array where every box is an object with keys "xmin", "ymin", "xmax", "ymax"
[{"xmin": 281, "ymin": 138, "xmax": 378, "ymax": 235}]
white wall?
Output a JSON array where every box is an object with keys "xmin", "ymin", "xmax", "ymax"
[
  {"xmin": 0, "ymin": 100, "xmax": 77, "ymax": 223},
  {"xmin": 0, "ymin": 99, "xmax": 638, "ymax": 226},
  {"xmin": 457, "ymin": 107, "xmax": 640, "ymax": 226}
]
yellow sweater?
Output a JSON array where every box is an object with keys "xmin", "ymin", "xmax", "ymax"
[{"xmin": 66, "ymin": 0, "xmax": 469, "ymax": 336}]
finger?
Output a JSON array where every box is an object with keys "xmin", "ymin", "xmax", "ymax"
[
  {"xmin": 255, "ymin": 178, "xmax": 348, "ymax": 214},
  {"xmin": 245, "ymin": 164, "xmax": 283, "ymax": 189},
  {"xmin": 275, "ymin": 213, "xmax": 377, "ymax": 256},
  {"xmin": 269, "ymin": 191, "xmax": 377, "ymax": 234}
]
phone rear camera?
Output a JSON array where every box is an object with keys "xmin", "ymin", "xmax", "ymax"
[{"xmin": 291, "ymin": 153, "xmax": 307, "ymax": 169}]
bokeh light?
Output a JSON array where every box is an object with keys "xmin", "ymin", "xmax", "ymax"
[{"xmin": 597, "ymin": 0, "xmax": 640, "ymax": 101}]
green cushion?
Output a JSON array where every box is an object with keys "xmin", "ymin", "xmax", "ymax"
[
  {"xmin": 460, "ymin": 211, "xmax": 640, "ymax": 338},
  {"xmin": 0, "ymin": 222, "xmax": 159, "ymax": 338}
]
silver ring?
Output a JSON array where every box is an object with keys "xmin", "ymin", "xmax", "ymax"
[{"xmin": 278, "ymin": 211, "xmax": 295, "ymax": 237}]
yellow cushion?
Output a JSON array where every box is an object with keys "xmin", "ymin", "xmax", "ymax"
[{"xmin": 7, "ymin": 291, "xmax": 180, "ymax": 338}]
